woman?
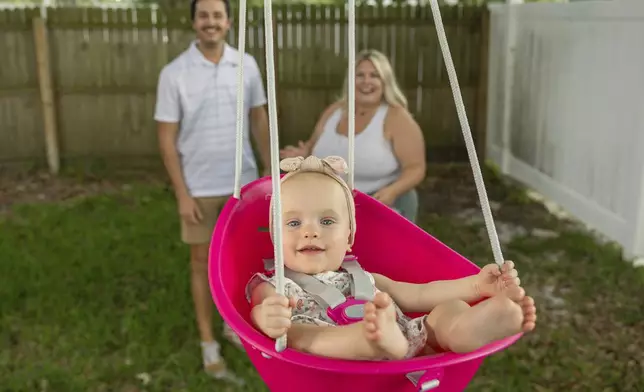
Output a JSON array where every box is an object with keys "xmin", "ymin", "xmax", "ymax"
[{"xmin": 280, "ymin": 49, "xmax": 426, "ymax": 222}]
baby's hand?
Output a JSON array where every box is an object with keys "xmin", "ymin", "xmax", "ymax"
[
  {"xmin": 476, "ymin": 260, "xmax": 522, "ymax": 298},
  {"xmin": 258, "ymin": 294, "xmax": 296, "ymax": 339}
]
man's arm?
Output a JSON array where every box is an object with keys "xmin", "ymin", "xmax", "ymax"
[
  {"xmin": 157, "ymin": 122, "xmax": 190, "ymax": 199},
  {"xmin": 154, "ymin": 66, "xmax": 190, "ymax": 200},
  {"xmin": 250, "ymin": 105, "xmax": 271, "ymax": 174},
  {"xmin": 247, "ymin": 56, "xmax": 271, "ymax": 174}
]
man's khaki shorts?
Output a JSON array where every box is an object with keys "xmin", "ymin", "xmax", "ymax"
[{"xmin": 181, "ymin": 196, "xmax": 230, "ymax": 245}]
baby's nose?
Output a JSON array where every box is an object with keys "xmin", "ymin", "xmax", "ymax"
[{"xmin": 303, "ymin": 230, "xmax": 319, "ymax": 238}]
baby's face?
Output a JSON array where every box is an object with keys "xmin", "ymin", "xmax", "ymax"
[{"xmin": 279, "ymin": 173, "xmax": 352, "ymax": 274}]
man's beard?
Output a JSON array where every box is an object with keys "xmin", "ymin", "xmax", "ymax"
[
  {"xmin": 201, "ymin": 25, "xmax": 225, "ymax": 45},
  {"xmin": 200, "ymin": 39, "xmax": 221, "ymax": 49}
]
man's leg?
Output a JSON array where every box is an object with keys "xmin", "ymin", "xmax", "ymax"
[
  {"xmin": 181, "ymin": 196, "xmax": 228, "ymax": 375},
  {"xmin": 190, "ymin": 243, "xmax": 215, "ymax": 343}
]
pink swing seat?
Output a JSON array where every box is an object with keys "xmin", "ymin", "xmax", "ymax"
[{"xmin": 208, "ymin": 176, "xmax": 522, "ymax": 392}]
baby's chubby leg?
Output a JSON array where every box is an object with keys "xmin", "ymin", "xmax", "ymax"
[
  {"xmin": 287, "ymin": 318, "xmax": 401, "ymax": 360},
  {"xmin": 288, "ymin": 293, "xmax": 409, "ymax": 361},
  {"xmin": 424, "ymin": 286, "xmax": 537, "ymax": 353},
  {"xmin": 252, "ymin": 284, "xmax": 400, "ymax": 361}
]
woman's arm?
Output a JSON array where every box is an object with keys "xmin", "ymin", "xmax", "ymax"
[
  {"xmin": 371, "ymin": 272, "xmax": 481, "ymax": 313},
  {"xmin": 382, "ymin": 107, "xmax": 427, "ymax": 198},
  {"xmin": 305, "ymin": 101, "xmax": 343, "ymax": 152},
  {"xmin": 281, "ymin": 101, "xmax": 343, "ymax": 158}
]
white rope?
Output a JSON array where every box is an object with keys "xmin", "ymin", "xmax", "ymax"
[
  {"xmin": 428, "ymin": 0, "xmax": 504, "ymax": 266},
  {"xmin": 232, "ymin": 0, "xmax": 247, "ymax": 199},
  {"xmin": 262, "ymin": 0, "xmax": 288, "ymax": 352},
  {"xmin": 347, "ymin": 0, "xmax": 356, "ymax": 190}
]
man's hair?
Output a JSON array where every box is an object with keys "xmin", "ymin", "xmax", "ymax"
[{"xmin": 190, "ymin": 0, "xmax": 231, "ymax": 21}]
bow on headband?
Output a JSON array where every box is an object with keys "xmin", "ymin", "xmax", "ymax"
[{"xmin": 279, "ymin": 155, "xmax": 348, "ymax": 175}]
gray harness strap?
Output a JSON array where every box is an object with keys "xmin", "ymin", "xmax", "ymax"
[
  {"xmin": 262, "ymin": 258, "xmax": 375, "ymax": 311},
  {"xmin": 284, "ymin": 269, "xmax": 346, "ymax": 309},
  {"xmin": 343, "ymin": 260, "xmax": 374, "ymax": 301}
]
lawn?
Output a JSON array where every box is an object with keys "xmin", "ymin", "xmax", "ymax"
[{"xmin": 1, "ymin": 165, "xmax": 643, "ymax": 392}]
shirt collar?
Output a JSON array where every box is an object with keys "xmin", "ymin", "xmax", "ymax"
[{"xmin": 187, "ymin": 40, "xmax": 238, "ymax": 66}]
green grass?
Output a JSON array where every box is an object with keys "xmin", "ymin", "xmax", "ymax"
[
  {"xmin": 0, "ymin": 186, "xmax": 265, "ymax": 391},
  {"xmin": 1, "ymin": 170, "xmax": 643, "ymax": 392}
]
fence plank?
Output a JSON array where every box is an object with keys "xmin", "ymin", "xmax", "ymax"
[{"xmin": 0, "ymin": 7, "xmax": 44, "ymax": 164}]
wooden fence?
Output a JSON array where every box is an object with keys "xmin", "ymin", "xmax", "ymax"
[{"xmin": 0, "ymin": 4, "xmax": 489, "ymax": 172}]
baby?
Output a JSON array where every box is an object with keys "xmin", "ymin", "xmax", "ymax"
[{"xmin": 246, "ymin": 155, "xmax": 537, "ymax": 361}]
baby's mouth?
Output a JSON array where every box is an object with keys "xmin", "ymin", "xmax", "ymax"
[{"xmin": 298, "ymin": 245, "xmax": 325, "ymax": 253}]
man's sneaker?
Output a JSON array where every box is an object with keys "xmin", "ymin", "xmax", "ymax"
[
  {"xmin": 201, "ymin": 341, "xmax": 228, "ymax": 377},
  {"xmin": 201, "ymin": 340, "xmax": 245, "ymax": 386}
]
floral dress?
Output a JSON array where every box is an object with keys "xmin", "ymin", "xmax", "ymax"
[{"xmin": 245, "ymin": 268, "xmax": 430, "ymax": 359}]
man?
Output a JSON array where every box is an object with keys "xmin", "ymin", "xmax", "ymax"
[{"xmin": 153, "ymin": 0, "xmax": 271, "ymax": 377}]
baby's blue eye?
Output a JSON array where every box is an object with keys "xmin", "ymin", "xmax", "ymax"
[
  {"xmin": 321, "ymin": 218, "xmax": 335, "ymax": 225},
  {"xmin": 286, "ymin": 220, "xmax": 300, "ymax": 227}
]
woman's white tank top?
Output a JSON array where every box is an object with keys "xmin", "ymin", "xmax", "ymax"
[{"xmin": 311, "ymin": 103, "xmax": 400, "ymax": 194}]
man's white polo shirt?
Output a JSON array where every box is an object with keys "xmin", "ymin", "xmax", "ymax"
[{"xmin": 154, "ymin": 41, "xmax": 267, "ymax": 198}]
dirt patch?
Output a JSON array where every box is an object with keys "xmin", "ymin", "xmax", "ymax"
[
  {"xmin": 0, "ymin": 170, "xmax": 166, "ymax": 210},
  {"xmin": 417, "ymin": 164, "xmax": 582, "ymax": 235}
]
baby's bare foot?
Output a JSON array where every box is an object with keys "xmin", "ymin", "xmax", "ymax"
[{"xmin": 363, "ymin": 292, "xmax": 409, "ymax": 360}]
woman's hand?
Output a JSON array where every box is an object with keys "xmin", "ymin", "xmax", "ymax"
[
  {"xmin": 280, "ymin": 140, "xmax": 309, "ymax": 159},
  {"xmin": 372, "ymin": 186, "xmax": 399, "ymax": 207}
]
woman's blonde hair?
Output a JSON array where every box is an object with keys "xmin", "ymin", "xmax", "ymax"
[{"xmin": 340, "ymin": 49, "xmax": 408, "ymax": 109}]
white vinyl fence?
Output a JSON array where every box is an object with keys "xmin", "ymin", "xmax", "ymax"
[{"xmin": 485, "ymin": 0, "xmax": 644, "ymax": 263}]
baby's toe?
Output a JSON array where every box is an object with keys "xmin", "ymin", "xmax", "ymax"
[
  {"xmin": 521, "ymin": 296, "xmax": 535, "ymax": 307},
  {"xmin": 522, "ymin": 319, "xmax": 536, "ymax": 332},
  {"xmin": 524, "ymin": 305, "xmax": 537, "ymax": 316},
  {"xmin": 373, "ymin": 292, "xmax": 392, "ymax": 308},
  {"xmin": 364, "ymin": 319, "xmax": 377, "ymax": 332}
]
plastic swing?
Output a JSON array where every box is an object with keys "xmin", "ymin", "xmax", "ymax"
[{"xmin": 208, "ymin": 0, "xmax": 522, "ymax": 390}]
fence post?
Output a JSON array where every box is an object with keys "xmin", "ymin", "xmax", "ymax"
[
  {"xmin": 33, "ymin": 16, "xmax": 60, "ymax": 175},
  {"xmin": 631, "ymin": 167, "xmax": 644, "ymax": 265},
  {"xmin": 499, "ymin": 2, "xmax": 517, "ymax": 175}
]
